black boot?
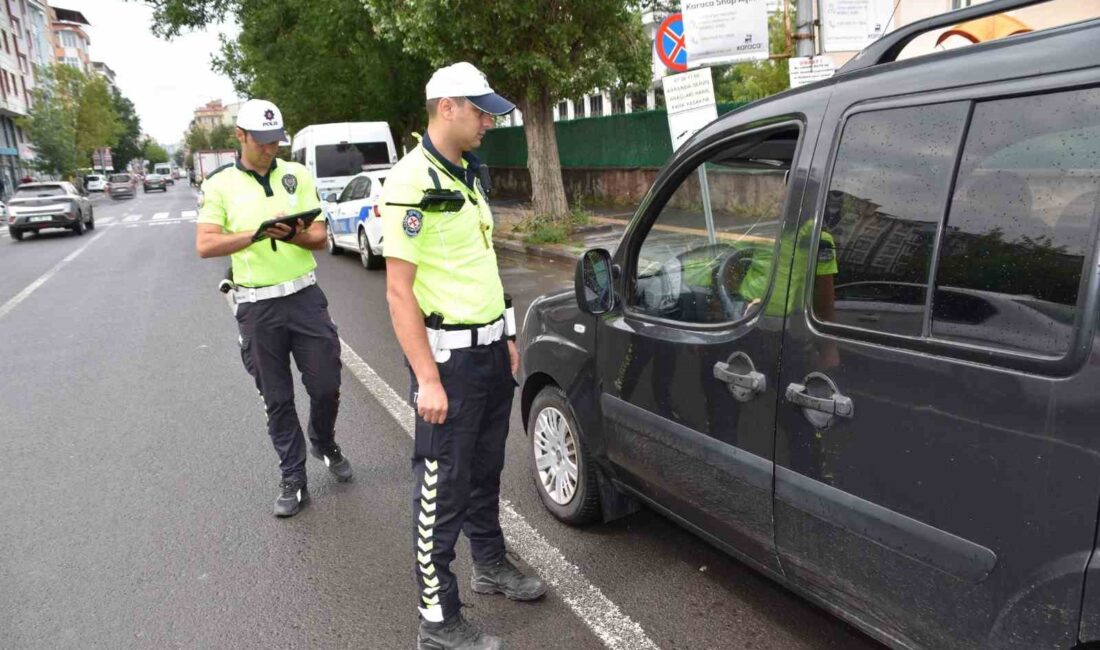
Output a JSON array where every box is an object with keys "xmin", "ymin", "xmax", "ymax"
[
  {"xmin": 416, "ymin": 613, "xmax": 502, "ymax": 649},
  {"xmin": 273, "ymin": 479, "xmax": 309, "ymax": 517},
  {"xmin": 471, "ymin": 557, "xmax": 548, "ymax": 601},
  {"xmin": 310, "ymin": 444, "xmax": 353, "ymax": 482}
]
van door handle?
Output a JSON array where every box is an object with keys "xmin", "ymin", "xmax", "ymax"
[
  {"xmin": 785, "ymin": 382, "xmax": 854, "ymax": 418},
  {"xmin": 713, "ymin": 352, "xmax": 766, "ymax": 403},
  {"xmin": 714, "ymin": 362, "xmax": 765, "ymax": 392}
]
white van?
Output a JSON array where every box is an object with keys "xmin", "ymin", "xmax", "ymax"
[{"xmin": 290, "ymin": 122, "xmax": 397, "ymax": 200}]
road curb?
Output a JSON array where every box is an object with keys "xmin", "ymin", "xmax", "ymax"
[{"xmin": 493, "ymin": 237, "xmax": 580, "ymax": 265}]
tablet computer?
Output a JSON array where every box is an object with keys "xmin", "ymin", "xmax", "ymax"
[{"xmin": 251, "ymin": 208, "xmax": 322, "ymax": 242}]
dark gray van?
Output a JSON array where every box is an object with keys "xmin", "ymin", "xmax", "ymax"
[{"xmin": 518, "ymin": 1, "xmax": 1100, "ymax": 648}]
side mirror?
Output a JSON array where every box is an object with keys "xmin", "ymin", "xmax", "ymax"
[
  {"xmin": 575, "ymin": 248, "xmax": 615, "ymax": 315},
  {"xmin": 324, "ymin": 193, "xmax": 338, "ymax": 203}
]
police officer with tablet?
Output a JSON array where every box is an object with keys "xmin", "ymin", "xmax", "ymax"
[{"xmin": 195, "ymin": 98, "xmax": 352, "ymax": 518}]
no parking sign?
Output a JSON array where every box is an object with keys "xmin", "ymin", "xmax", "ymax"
[{"xmin": 656, "ymin": 13, "xmax": 687, "ymax": 73}]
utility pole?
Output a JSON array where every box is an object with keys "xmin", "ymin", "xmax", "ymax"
[{"xmin": 794, "ymin": 0, "xmax": 817, "ymax": 57}]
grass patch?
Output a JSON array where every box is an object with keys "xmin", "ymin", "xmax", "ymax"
[{"xmin": 515, "ymin": 199, "xmax": 595, "ymax": 245}]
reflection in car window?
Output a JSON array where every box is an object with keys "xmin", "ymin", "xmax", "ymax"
[
  {"xmin": 315, "ymin": 143, "xmax": 390, "ymax": 178},
  {"xmin": 932, "ymin": 88, "xmax": 1100, "ymax": 356},
  {"xmin": 15, "ymin": 185, "xmax": 66, "ymax": 197},
  {"xmin": 817, "ymin": 102, "xmax": 968, "ymax": 336},
  {"xmin": 631, "ymin": 127, "xmax": 798, "ymax": 324}
]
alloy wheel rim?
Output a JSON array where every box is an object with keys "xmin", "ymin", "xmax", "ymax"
[
  {"xmin": 359, "ymin": 232, "xmax": 369, "ymax": 267},
  {"xmin": 533, "ymin": 406, "xmax": 579, "ymax": 505}
]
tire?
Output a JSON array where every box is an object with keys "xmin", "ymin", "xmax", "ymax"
[
  {"xmin": 72, "ymin": 217, "xmax": 85, "ymax": 236},
  {"xmin": 326, "ymin": 223, "xmax": 342, "ymax": 256},
  {"xmin": 87, "ymin": 211, "xmax": 95, "ymax": 230},
  {"xmin": 528, "ymin": 385, "xmax": 601, "ymax": 525},
  {"xmin": 10, "ymin": 228, "xmax": 23, "ymax": 241},
  {"xmin": 359, "ymin": 229, "xmax": 383, "ymax": 270}
]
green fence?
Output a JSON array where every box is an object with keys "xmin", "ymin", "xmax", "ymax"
[{"xmin": 477, "ymin": 102, "xmax": 749, "ymax": 169}]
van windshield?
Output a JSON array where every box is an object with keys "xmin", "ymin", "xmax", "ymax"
[{"xmin": 315, "ymin": 142, "xmax": 390, "ymax": 177}]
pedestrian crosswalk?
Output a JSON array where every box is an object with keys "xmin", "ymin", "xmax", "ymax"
[{"xmin": 0, "ymin": 211, "xmax": 201, "ymax": 238}]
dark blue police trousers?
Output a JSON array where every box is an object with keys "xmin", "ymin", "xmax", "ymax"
[
  {"xmin": 234, "ymin": 284, "xmax": 342, "ymax": 483},
  {"xmin": 409, "ymin": 340, "xmax": 514, "ymax": 623}
]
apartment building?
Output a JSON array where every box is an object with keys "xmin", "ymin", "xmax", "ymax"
[{"xmin": 50, "ymin": 5, "xmax": 88, "ymax": 73}]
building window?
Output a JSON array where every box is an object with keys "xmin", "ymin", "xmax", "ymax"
[{"xmin": 590, "ymin": 94, "xmax": 604, "ymax": 117}]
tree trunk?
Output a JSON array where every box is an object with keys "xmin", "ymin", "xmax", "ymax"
[{"xmin": 518, "ymin": 88, "xmax": 569, "ymax": 222}]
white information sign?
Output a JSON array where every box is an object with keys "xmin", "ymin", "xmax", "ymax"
[
  {"xmin": 682, "ymin": 0, "xmax": 770, "ymax": 68},
  {"xmin": 787, "ymin": 56, "xmax": 836, "ymax": 88},
  {"xmin": 663, "ymin": 68, "xmax": 718, "ymax": 151},
  {"xmin": 821, "ymin": 0, "xmax": 894, "ymax": 53}
]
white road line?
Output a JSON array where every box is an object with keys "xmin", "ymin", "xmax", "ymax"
[
  {"xmin": 338, "ymin": 341, "xmax": 660, "ymax": 650},
  {"xmin": 181, "ymin": 210, "xmax": 197, "ymax": 218},
  {"xmin": 0, "ymin": 231, "xmax": 108, "ymax": 322},
  {"xmin": 122, "ymin": 214, "xmax": 142, "ymax": 222},
  {"xmin": 97, "ymin": 217, "xmax": 115, "ymax": 225},
  {"xmin": 152, "ymin": 212, "xmax": 169, "ymax": 220}
]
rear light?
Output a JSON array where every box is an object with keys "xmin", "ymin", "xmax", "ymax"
[
  {"xmin": 7, "ymin": 216, "xmax": 13, "ymax": 225},
  {"xmin": 373, "ymin": 204, "xmax": 380, "ymax": 218}
]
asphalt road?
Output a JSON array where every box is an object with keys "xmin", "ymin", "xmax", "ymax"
[{"xmin": 0, "ymin": 182, "xmax": 883, "ymax": 649}]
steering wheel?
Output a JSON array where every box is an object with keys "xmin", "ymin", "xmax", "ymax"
[{"xmin": 715, "ymin": 247, "xmax": 756, "ymax": 320}]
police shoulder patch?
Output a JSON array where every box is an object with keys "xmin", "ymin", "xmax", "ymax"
[
  {"xmin": 817, "ymin": 246, "xmax": 835, "ymax": 263},
  {"xmin": 403, "ymin": 209, "xmax": 423, "ymax": 237},
  {"xmin": 281, "ymin": 174, "xmax": 298, "ymax": 194},
  {"xmin": 197, "ymin": 191, "xmax": 205, "ymax": 208}
]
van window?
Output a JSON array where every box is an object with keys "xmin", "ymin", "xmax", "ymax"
[
  {"xmin": 315, "ymin": 142, "xmax": 390, "ymax": 178},
  {"xmin": 816, "ymin": 102, "xmax": 969, "ymax": 336},
  {"xmin": 932, "ymin": 87, "xmax": 1100, "ymax": 356},
  {"xmin": 631, "ymin": 126, "xmax": 799, "ymax": 324}
]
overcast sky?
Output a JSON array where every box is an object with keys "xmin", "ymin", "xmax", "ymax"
[{"xmin": 59, "ymin": 0, "xmax": 241, "ymax": 146}]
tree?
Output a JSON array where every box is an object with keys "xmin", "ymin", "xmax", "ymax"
[
  {"xmin": 111, "ymin": 89, "xmax": 143, "ymax": 172},
  {"xmin": 172, "ymin": 148, "xmax": 185, "ymax": 166},
  {"xmin": 142, "ymin": 137, "xmax": 169, "ymax": 166},
  {"xmin": 714, "ymin": 8, "xmax": 795, "ymax": 103},
  {"xmin": 19, "ymin": 65, "xmax": 122, "ymax": 178},
  {"xmin": 147, "ymin": 0, "xmax": 432, "ymax": 149},
  {"xmin": 365, "ymin": 0, "xmax": 651, "ymax": 221},
  {"xmin": 76, "ymin": 75, "xmax": 123, "ymax": 168}
]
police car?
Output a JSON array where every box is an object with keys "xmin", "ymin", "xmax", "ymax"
[{"xmin": 324, "ymin": 169, "xmax": 387, "ymax": 270}]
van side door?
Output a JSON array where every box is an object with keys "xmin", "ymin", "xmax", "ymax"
[
  {"xmin": 774, "ymin": 74, "xmax": 1100, "ymax": 648},
  {"xmin": 596, "ymin": 97, "xmax": 829, "ymax": 572}
]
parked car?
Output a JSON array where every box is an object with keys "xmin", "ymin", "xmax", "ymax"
[
  {"xmin": 84, "ymin": 174, "xmax": 106, "ymax": 192},
  {"xmin": 324, "ymin": 169, "xmax": 387, "ymax": 270},
  {"xmin": 519, "ymin": 3, "xmax": 1100, "ymax": 649},
  {"xmin": 106, "ymin": 173, "xmax": 135, "ymax": 199},
  {"xmin": 143, "ymin": 173, "xmax": 168, "ymax": 193},
  {"xmin": 6, "ymin": 182, "xmax": 93, "ymax": 240}
]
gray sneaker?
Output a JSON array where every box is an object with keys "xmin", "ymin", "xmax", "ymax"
[
  {"xmin": 471, "ymin": 557, "xmax": 548, "ymax": 601},
  {"xmin": 273, "ymin": 479, "xmax": 309, "ymax": 517},
  {"xmin": 417, "ymin": 613, "xmax": 502, "ymax": 650},
  {"xmin": 310, "ymin": 445, "xmax": 353, "ymax": 482}
]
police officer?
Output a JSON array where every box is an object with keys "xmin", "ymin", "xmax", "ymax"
[
  {"xmin": 381, "ymin": 63, "xmax": 547, "ymax": 650},
  {"xmin": 195, "ymin": 99, "xmax": 352, "ymax": 518}
]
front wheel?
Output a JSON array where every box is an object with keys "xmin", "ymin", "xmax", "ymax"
[
  {"xmin": 86, "ymin": 208, "xmax": 95, "ymax": 230},
  {"xmin": 528, "ymin": 386, "xmax": 601, "ymax": 525},
  {"xmin": 359, "ymin": 230, "xmax": 383, "ymax": 270},
  {"xmin": 326, "ymin": 223, "xmax": 342, "ymax": 256},
  {"xmin": 72, "ymin": 218, "xmax": 85, "ymax": 236}
]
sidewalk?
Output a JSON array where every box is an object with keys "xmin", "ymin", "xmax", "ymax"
[{"xmin": 490, "ymin": 200, "xmax": 632, "ymax": 264}]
